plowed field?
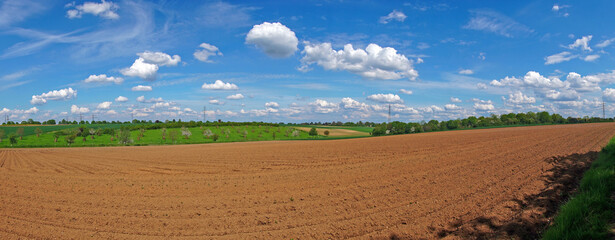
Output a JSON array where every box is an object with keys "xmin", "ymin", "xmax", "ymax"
[{"xmin": 1, "ymin": 123, "xmax": 614, "ymax": 239}]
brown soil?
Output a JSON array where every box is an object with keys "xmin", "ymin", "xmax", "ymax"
[
  {"xmin": 295, "ymin": 127, "xmax": 370, "ymax": 137},
  {"xmin": 0, "ymin": 123, "xmax": 614, "ymax": 239}
]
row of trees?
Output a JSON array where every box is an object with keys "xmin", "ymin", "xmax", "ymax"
[{"xmin": 372, "ymin": 111, "xmax": 614, "ymax": 136}]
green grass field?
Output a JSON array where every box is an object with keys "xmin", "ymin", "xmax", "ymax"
[
  {"xmin": 542, "ymin": 136, "xmax": 615, "ymax": 239},
  {"xmin": 0, "ymin": 124, "xmax": 124, "ymax": 137},
  {"xmin": 0, "ymin": 125, "xmax": 315, "ymax": 148},
  {"xmin": 294, "ymin": 125, "xmax": 374, "ymax": 133}
]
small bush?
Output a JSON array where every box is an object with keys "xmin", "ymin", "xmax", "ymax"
[
  {"xmin": 212, "ymin": 134, "xmax": 219, "ymax": 142},
  {"xmin": 9, "ymin": 134, "xmax": 17, "ymax": 145},
  {"xmin": 181, "ymin": 126, "xmax": 192, "ymax": 139},
  {"xmin": 65, "ymin": 134, "xmax": 76, "ymax": 145},
  {"xmin": 324, "ymin": 130, "xmax": 330, "ymax": 136}
]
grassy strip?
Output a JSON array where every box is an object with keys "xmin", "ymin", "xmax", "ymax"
[{"xmin": 542, "ymin": 137, "xmax": 615, "ymax": 240}]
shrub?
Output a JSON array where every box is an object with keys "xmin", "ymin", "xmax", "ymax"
[
  {"xmin": 9, "ymin": 134, "xmax": 17, "ymax": 145},
  {"xmin": 118, "ymin": 128, "xmax": 132, "ymax": 145},
  {"xmin": 272, "ymin": 132, "xmax": 276, "ymax": 140},
  {"xmin": 212, "ymin": 134, "xmax": 219, "ymax": 142},
  {"xmin": 65, "ymin": 134, "xmax": 76, "ymax": 145},
  {"xmin": 324, "ymin": 130, "xmax": 330, "ymax": 136},
  {"xmin": 309, "ymin": 127, "xmax": 318, "ymax": 137},
  {"xmin": 0, "ymin": 129, "xmax": 4, "ymax": 143},
  {"xmin": 161, "ymin": 128, "xmax": 167, "ymax": 140},
  {"xmin": 292, "ymin": 130, "xmax": 300, "ymax": 137}
]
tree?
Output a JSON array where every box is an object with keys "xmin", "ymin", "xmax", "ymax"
[
  {"xmin": 181, "ymin": 126, "xmax": 192, "ymax": 139},
  {"xmin": 9, "ymin": 134, "xmax": 17, "ymax": 145},
  {"xmin": 292, "ymin": 130, "xmax": 300, "ymax": 137},
  {"xmin": 118, "ymin": 128, "xmax": 131, "ymax": 145},
  {"xmin": 0, "ymin": 129, "xmax": 4, "ymax": 143},
  {"xmin": 34, "ymin": 128, "xmax": 43, "ymax": 137},
  {"xmin": 538, "ymin": 111, "xmax": 552, "ymax": 123},
  {"xmin": 169, "ymin": 129, "xmax": 179, "ymax": 143},
  {"xmin": 16, "ymin": 128, "xmax": 24, "ymax": 140},
  {"xmin": 203, "ymin": 129, "xmax": 214, "ymax": 138},
  {"xmin": 309, "ymin": 127, "xmax": 318, "ymax": 137},
  {"xmin": 212, "ymin": 134, "xmax": 219, "ymax": 142},
  {"xmin": 324, "ymin": 130, "xmax": 330, "ymax": 136},
  {"xmin": 89, "ymin": 128, "xmax": 96, "ymax": 139},
  {"xmin": 65, "ymin": 134, "xmax": 76, "ymax": 145},
  {"xmin": 161, "ymin": 128, "xmax": 167, "ymax": 140},
  {"xmin": 53, "ymin": 132, "xmax": 61, "ymax": 143}
]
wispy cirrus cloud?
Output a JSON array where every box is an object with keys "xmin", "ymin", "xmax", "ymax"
[{"xmin": 463, "ymin": 9, "xmax": 533, "ymax": 37}]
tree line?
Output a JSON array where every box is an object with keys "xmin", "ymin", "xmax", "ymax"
[{"xmin": 371, "ymin": 111, "xmax": 614, "ymax": 136}]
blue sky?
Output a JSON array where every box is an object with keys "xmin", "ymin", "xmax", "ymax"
[{"xmin": 2, "ymin": 0, "xmax": 615, "ymax": 123}]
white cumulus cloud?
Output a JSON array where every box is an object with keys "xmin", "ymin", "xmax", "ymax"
[
  {"xmin": 301, "ymin": 42, "xmax": 418, "ymax": 80},
  {"xmin": 504, "ymin": 91, "xmax": 536, "ymax": 104},
  {"xmin": 131, "ymin": 85, "xmax": 152, "ymax": 91},
  {"xmin": 583, "ymin": 54, "xmax": 600, "ymax": 62},
  {"xmin": 84, "ymin": 74, "xmax": 123, "ymax": 84},
  {"xmin": 209, "ymin": 99, "xmax": 224, "ymax": 105},
  {"xmin": 245, "ymin": 22, "xmax": 298, "ymax": 58},
  {"xmin": 367, "ymin": 93, "xmax": 403, "ymax": 103},
  {"xmin": 97, "ymin": 101, "xmax": 112, "ymax": 109},
  {"xmin": 194, "ymin": 43, "xmax": 222, "ymax": 62},
  {"xmin": 568, "ymin": 35, "xmax": 593, "ymax": 51},
  {"xmin": 115, "ymin": 96, "xmax": 128, "ymax": 102},
  {"xmin": 310, "ymin": 99, "xmax": 338, "ymax": 113},
  {"xmin": 137, "ymin": 51, "xmax": 181, "ymax": 66},
  {"xmin": 202, "ymin": 80, "xmax": 238, "ymax": 90},
  {"xmin": 450, "ymin": 97, "xmax": 462, "ymax": 103},
  {"xmin": 226, "ymin": 93, "xmax": 244, "ymax": 100},
  {"xmin": 265, "ymin": 102, "xmax": 279, "ymax": 108},
  {"xmin": 71, "ymin": 105, "xmax": 90, "ymax": 114},
  {"xmin": 603, "ymin": 88, "xmax": 615, "ymax": 102},
  {"xmin": 30, "ymin": 87, "xmax": 77, "ymax": 105},
  {"xmin": 121, "ymin": 58, "xmax": 158, "ymax": 80},
  {"xmin": 66, "ymin": 0, "xmax": 119, "ymax": 20}
]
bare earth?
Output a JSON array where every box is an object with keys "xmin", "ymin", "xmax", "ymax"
[
  {"xmin": 295, "ymin": 127, "xmax": 370, "ymax": 137},
  {"xmin": 1, "ymin": 123, "xmax": 614, "ymax": 239}
]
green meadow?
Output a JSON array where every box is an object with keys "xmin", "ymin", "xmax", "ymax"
[{"xmin": 0, "ymin": 125, "xmax": 314, "ymax": 148}]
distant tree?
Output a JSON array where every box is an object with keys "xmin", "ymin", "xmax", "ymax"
[
  {"xmin": 538, "ymin": 111, "xmax": 552, "ymax": 123},
  {"xmin": 181, "ymin": 126, "xmax": 192, "ymax": 139},
  {"xmin": 309, "ymin": 127, "xmax": 318, "ymax": 137},
  {"xmin": 203, "ymin": 129, "xmax": 214, "ymax": 138},
  {"xmin": 53, "ymin": 131, "xmax": 61, "ymax": 142},
  {"xmin": 169, "ymin": 129, "xmax": 179, "ymax": 143},
  {"xmin": 324, "ymin": 130, "xmax": 330, "ymax": 136},
  {"xmin": 16, "ymin": 128, "xmax": 24, "ymax": 140},
  {"xmin": 65, "ymin": 134, "xmax": 76, "ymax": 145},
  {"xmin": 118, "ymin": 128, "xmax": 131, "ymax": 145},
  {"xmin": 89, "ymin": 128, "xmax": 96, "ymax": 139},
  {"xmin": 9, "ymin": 134, "xmax": 17, "ymax": 145}
]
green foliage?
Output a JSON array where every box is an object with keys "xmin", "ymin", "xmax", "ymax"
[
  {"xmin": 212, "ymin": 134, "xmax": 219, "ymax": 142},
  {"xmin": 16, "ymin": 127, "xmax": 24, "ymax": 139},
  {"xmin": 371, "ymin": 111, "xmax": 612, "ymax": 136},
  {"xmin": 118, "ymin": 128, "xmax": 132, "ymax": 145},
  {"xmin": 308, "ymin": 127, "xmax": 318, "ymax": 136},
  {"xmin": 323, "ymin": 130, "xmax": 330, "ymax": 136},
  {"xmin": 9, "ymin": 134, "xmax": 17, "ymax": 145},
  {"xmin": 34, "ymin": 128, "xmax": 43, "ymax": 137},
  {"xmin": 542, "ymin": 138, "xmax": 615, "ymax": 239},
  {"xmin": 65, "ymin": 134, "xmax": 76, "ymax": 145},
  {"xmin": 0, "ymin": 129, "xmax": 4, "ymax": 142}
]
